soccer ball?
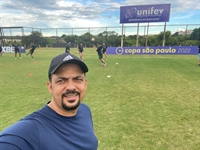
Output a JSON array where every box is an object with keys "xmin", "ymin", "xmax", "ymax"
[{"xmin": 91, "ymin": 38, "xmax": 95, "ymax": 41}]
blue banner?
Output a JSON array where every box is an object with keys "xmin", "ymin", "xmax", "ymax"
[
  {"xmin": 107, "ymin": 46, "xmax": 198, "ymax": 55},
  {"xmin": 120, "ymin": 4, "xmax": 171, "ymax": 23}
]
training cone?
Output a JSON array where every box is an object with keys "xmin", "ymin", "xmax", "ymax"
[{"xmin": 28, "ymin": 72, "xmax": 33, "ymax": 76}]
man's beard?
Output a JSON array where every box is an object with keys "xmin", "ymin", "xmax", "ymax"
[{"xmin": 61, "ymin": 90, "xmax": 81, "ymax": 111}]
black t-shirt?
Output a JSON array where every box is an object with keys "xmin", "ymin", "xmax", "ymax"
[
  {"xmin": 78, "ymin": 45, "xmax": 83, "ymax": 52},
  {"xmin": 65, "ymin": 44, "xmax": 70, "ymax": 53},
  {"xmin": 97, "ymin": 45, "xmax": 103, "ymax": 54},
  {"xmin": 31, "ymin": 44, "xmax": 36, "ymax": 50},
  {"xmin": 13, "ymin": 43, "xmax": 19, "ymax": 50},
  {"xmin": 102, "ymin": 45, "xmax": 107, "ymax": 51}
]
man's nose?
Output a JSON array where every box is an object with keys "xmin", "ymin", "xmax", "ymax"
[{"xmin": 65, "ymin": 80, "xmax": 76, "ymax": 90}]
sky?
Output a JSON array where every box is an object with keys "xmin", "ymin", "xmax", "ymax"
[{"xmin": 0, "ymin": 0, "xmax": 200, "ymax": 36}]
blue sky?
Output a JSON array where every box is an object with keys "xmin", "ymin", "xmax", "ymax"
[{"xmin": 0, "ymin": 0, "xmax": 199, "ymax": 36}]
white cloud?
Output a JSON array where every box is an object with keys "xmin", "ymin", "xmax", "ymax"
[
  {"xmin": 56, "ymin": 0, "xmax": 76, "ymax": 7},
  {"xmin": 0, "ymin": 0, "xmax": 199, "ymax": 36}
]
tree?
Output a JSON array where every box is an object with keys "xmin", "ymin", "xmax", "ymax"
[
  {"xmin": 44, "ymin": 37, "xmax": 56, "ymax": 47},
  {"xmin": 157, "ymin": 31, "xmax": 171, "ymax": 46},
  {"xmin": 78, "ymin": 32, "xmax": 94, "ymax": 47},
  {"xmin": 30, "ymin": 31, "xmax": 43, "ymax": 44},
  {"xmin": 124, "ymin": 36, "xmax": 136, "ymax": 46},
  {"xmin": 172, "ymin": 32, "xmax": 179, "ymax": 37},
  {"xmin": 148, "ymin": 35, "xmax": 158, "ymax": 46},
  {"xmin": 16, "ymin": 28, "xmax": 200, "ymax": 48},
  {"xmin": 190, "ymin": 27, "xmax": 200, "ymax": 42},
  {"xmin": 21, "ymin": 31, "xmax": 43, "ymax": 47},
  {"xmin": 165, "ymin": 37, "xmax": 179, "ymax": 46}
]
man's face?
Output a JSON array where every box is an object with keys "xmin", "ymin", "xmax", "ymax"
[{"xmin": 47, "ymin": 63, "xmax": 88, "ymax": 115}]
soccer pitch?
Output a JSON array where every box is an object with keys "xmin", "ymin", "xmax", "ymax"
[{"xmin": 0, "ymin": 48, "xmax": 200, "ymax": 149}]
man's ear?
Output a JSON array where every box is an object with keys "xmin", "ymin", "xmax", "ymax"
[{"xmin": 47, "ymin": 81, "xmax": 52, "ymax": 94}]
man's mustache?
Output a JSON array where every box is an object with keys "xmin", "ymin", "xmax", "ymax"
[{"xmin": 62, "ymin": 90, "xmax": 80, "ymax": 97}]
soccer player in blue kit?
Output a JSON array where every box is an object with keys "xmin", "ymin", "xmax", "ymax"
[{"xmin": 0, "ymin": 53, "xmax": 98, "ymax": 150}]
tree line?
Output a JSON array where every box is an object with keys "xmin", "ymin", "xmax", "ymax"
[{"xmin": 3, "ymin": 27, "xmax": 200, "ymax": 48}]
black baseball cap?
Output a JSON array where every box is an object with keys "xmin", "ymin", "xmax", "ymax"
[{"xmin": 48, "ymin": 53, "xmax": 88, "ymax": 79}]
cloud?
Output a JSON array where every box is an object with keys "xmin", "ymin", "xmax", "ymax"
[
  {"xmin": 0, "ymin": 0, "xmax": 199, "ymax": 36},
  {"xmin": 1, "ymin": 0, "xmax": 121, "ymax": 27}
]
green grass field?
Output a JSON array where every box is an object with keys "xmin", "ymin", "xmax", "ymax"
[{"xmin": 0, "ymin": 48, "xmax": 200, "ymax": 149}]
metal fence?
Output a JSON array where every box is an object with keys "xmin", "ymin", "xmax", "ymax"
[{"xmin": 0, "ymin": 23, "xmax": 199, "ymax": 46}]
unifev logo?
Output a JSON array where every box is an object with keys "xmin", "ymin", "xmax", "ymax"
[
  {"xmin": 115, "ymin": 47, "xmax": 124, "ymax": 55},
  {"xmin": 125, "ymin": 7, "xmax": 164, "ymax": 19}
]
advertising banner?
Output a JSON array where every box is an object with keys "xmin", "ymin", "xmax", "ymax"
[
  {"xmin": 120, "ymin": 3, "xmax": 171, "ymax": 23},
  {"xmin": 2, "ymin": 46, "xmax": 26, "ymax": 53},
  {"xmin": 107, "ymin": 46, "xmax": 198, "ymax": 55}
]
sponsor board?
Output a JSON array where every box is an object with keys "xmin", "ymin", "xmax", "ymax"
[
  {"xmin": 107, "ymin": 46, "xmax": 198, "ymax": 55},
  {"xmin": 2, "ymin": 46, "xmax": 26, "ymax": 53},
  {"xmin": 120, "ymin": 3, "xmax": 171, "ymax": 23}
]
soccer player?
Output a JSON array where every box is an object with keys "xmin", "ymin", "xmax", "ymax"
[
  {"xmin": 0, "ymin": 53, "xmax": 98, "ymax": 150},
  {"xmin": 65, "ymin": 41, "xmax": 71, "ymax": 53},
  {"xmin": 26, "ymin": 42, "xmax": 37, "ymax": 60},
  {"xmin": 198, "ymin": 45, "xmax": 200, "ymax": 66},
  {"xmin": 102, "ymin": 42, "xmax": 108, "ymax": 60},
  {"xmin": 78, "ymin": 43, "xmax": 84, "ymax": 61},
  {"xmin": 12, "ymin": 41, "xmax": 22, "ymax": 59},
  {"xmin": 0, "ymin": 41, "xmax": 2, "ymax": 57},
  {"xmin": 96, "ymin": 43, "xmax": 106, "ymax": 66}
]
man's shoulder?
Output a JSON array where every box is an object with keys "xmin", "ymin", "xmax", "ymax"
[
  {"xmin": 79, "ymin": 103, "xmax": 92, "ymax": 114},
  {"xmin": 0, "ymin": 111, "xmax": 43, "ymax": 150},
  {"xmin": 77, "ymin": 103, "xmax": 92, "ymax": 120},
  {"xmin": 0, "ymin": 115, "xmax": 39, "ymax": 139},
  {"xmin": 80, "ymin": 103, "xmax": 90, "ymax": 109},
  {"xmin": 1, "ymin": 105, "xmax": 48, "ymax": 136}
]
